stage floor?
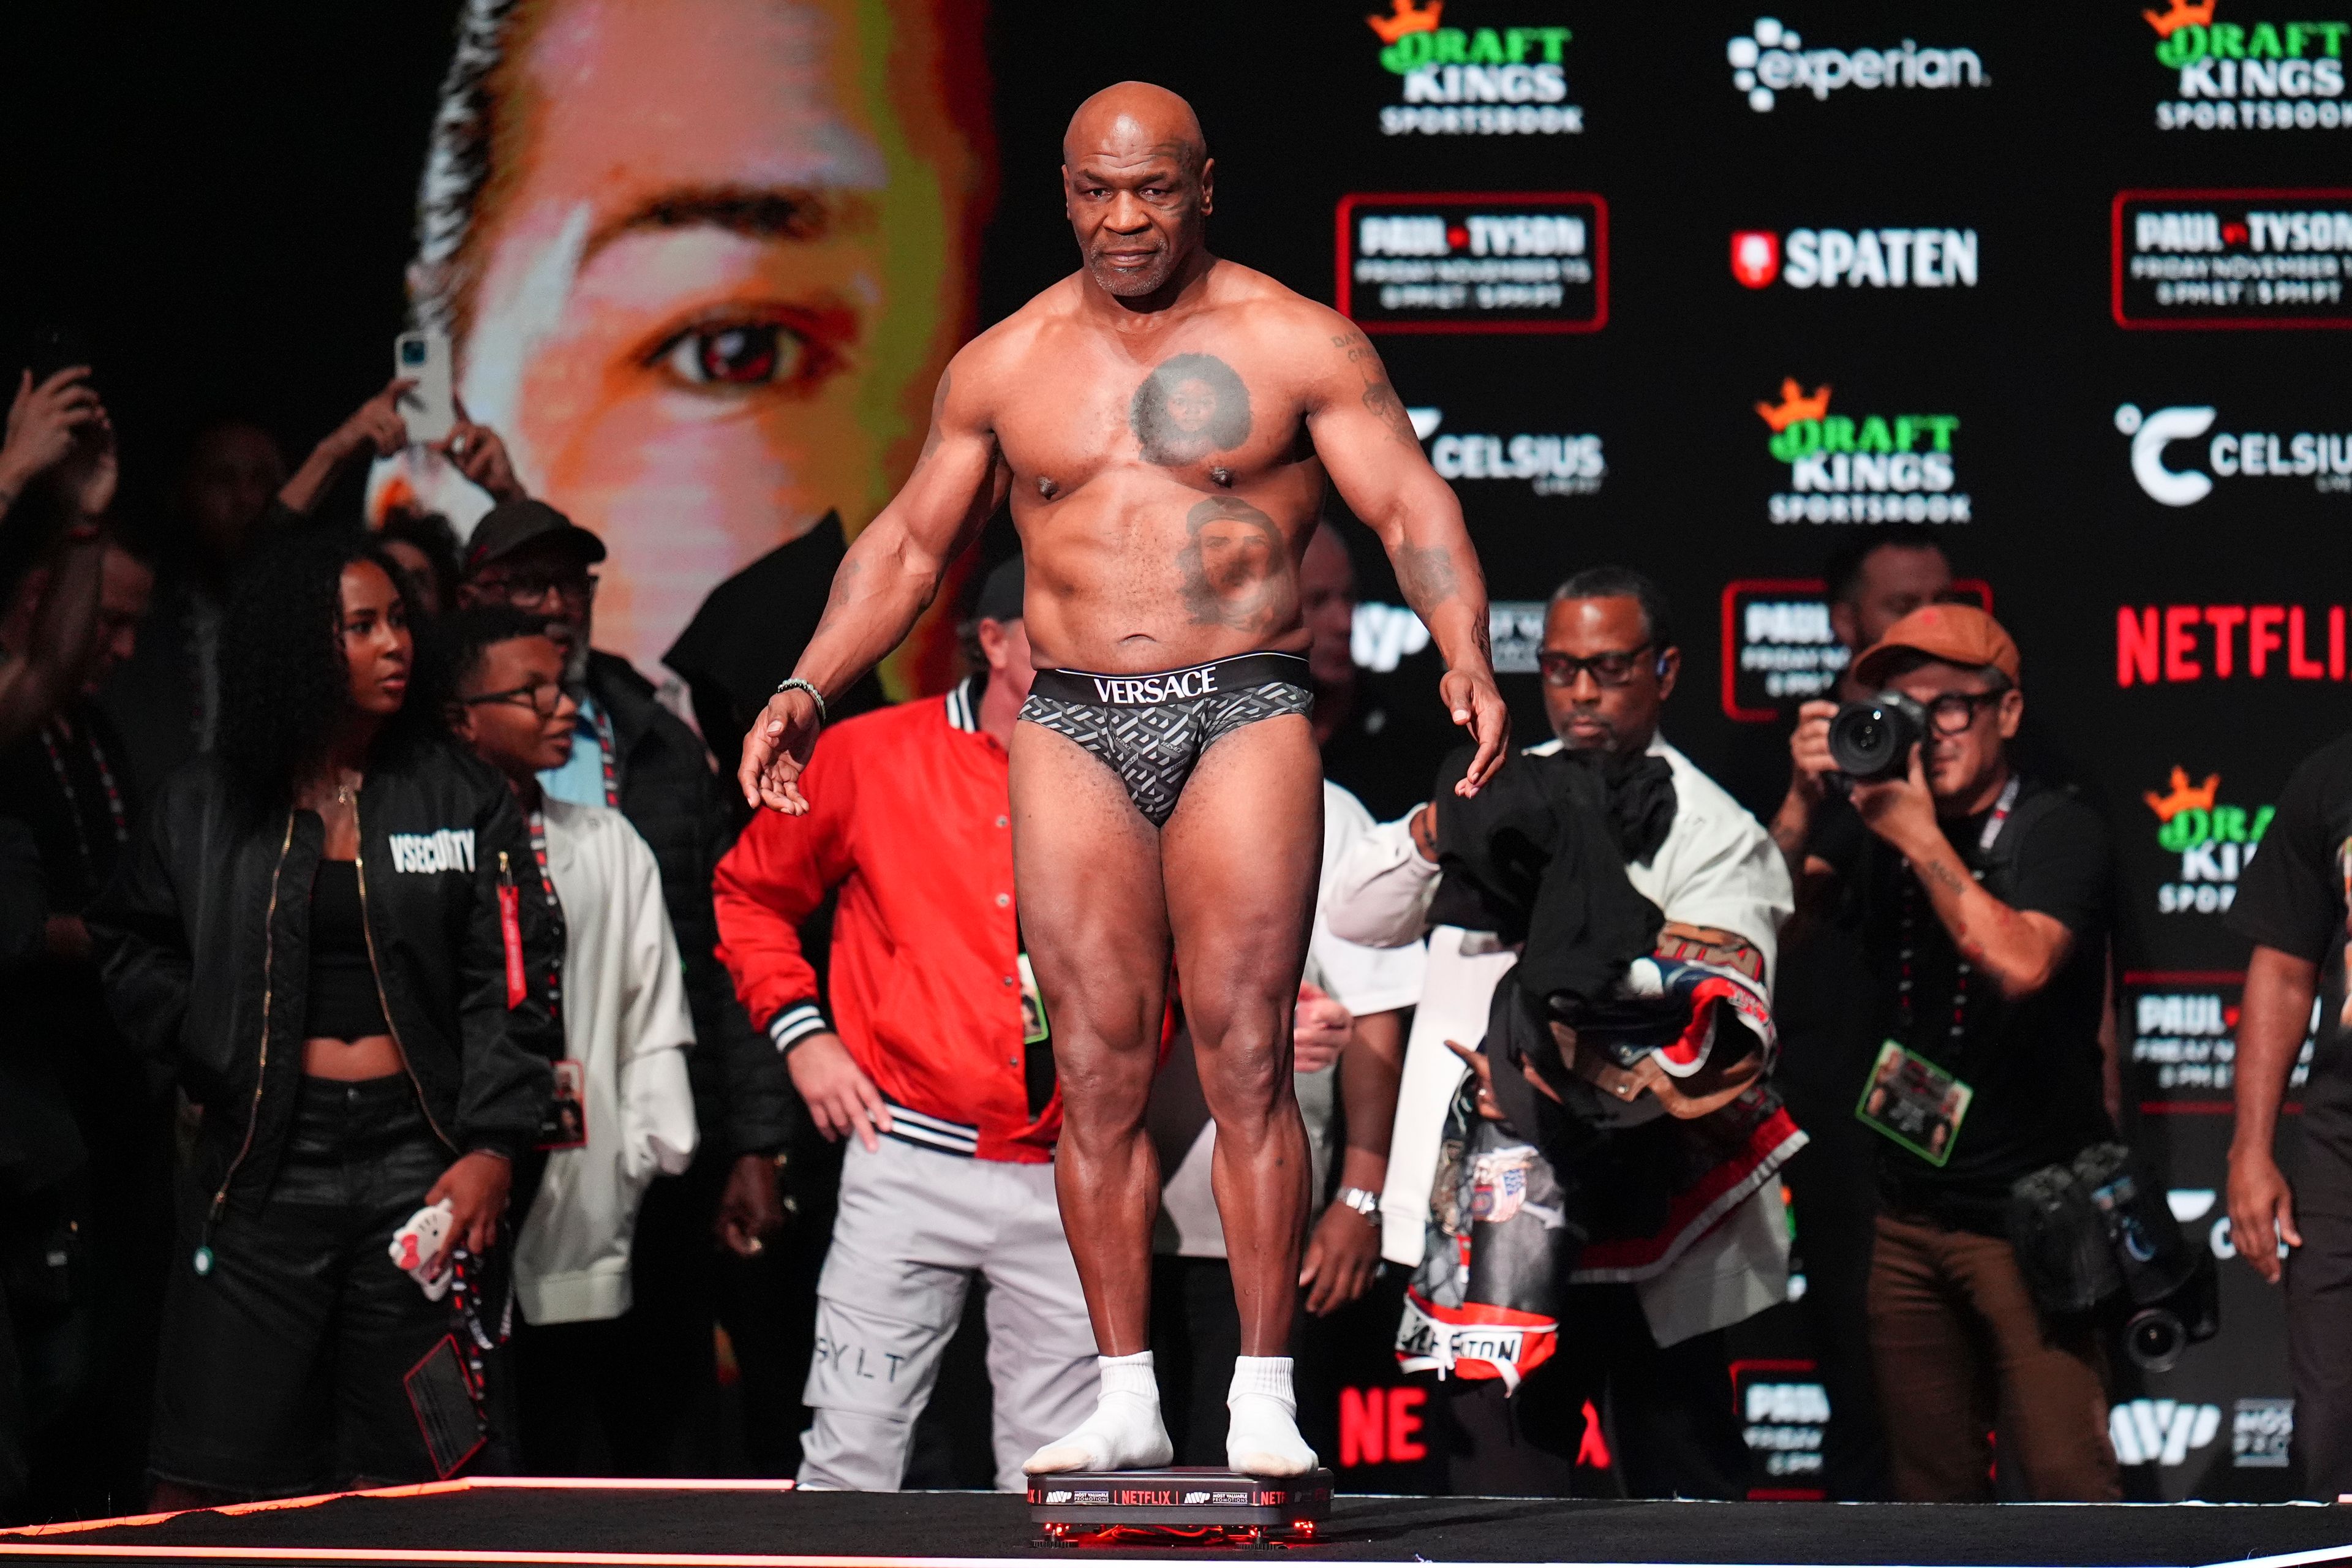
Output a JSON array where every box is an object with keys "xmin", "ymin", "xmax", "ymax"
[{"xmin": 4, "ymin": 1480, "xmax": 2350, "ymax": 1567}]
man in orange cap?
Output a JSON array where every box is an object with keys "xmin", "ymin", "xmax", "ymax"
[{"xmin": 1780, "ymin": 603, "xmax": 2120, "ymax": 1502}]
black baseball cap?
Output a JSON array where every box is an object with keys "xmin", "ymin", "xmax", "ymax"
[
  {"xmin": 973, "ymin": 554, "xmax": 1024, "ymax": 624},
  {"xmin": 464, "ymin": 497, "xmax": 607, "ymax": 575}
]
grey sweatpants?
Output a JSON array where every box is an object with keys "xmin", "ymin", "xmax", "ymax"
[{"xmin": 797, "ymin": 1134, "xmax": 1099, "ymax": 1491}]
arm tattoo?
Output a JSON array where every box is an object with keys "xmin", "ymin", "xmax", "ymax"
[
  {"xmin": 1175, "ymin": 496, "xmax": 1285, "ymax": 633},
  {"xmin": 1131, "ymin": 353, "xmax": 1251, "ymax": 466},
  {"xmin": 1920, "ymin": 856, "xmax": 1970, "ymax": 897},
  {"xmin": 1395, "ymin": 541, "xmax": 1461, "ymax": 613},
  {"xmin": 910, "ymin": 369, "xmax": 951, "ymax": 473},
  {"xmin": 1330, "ymin": 331, "xmax": 1420, "ymax": 451}
]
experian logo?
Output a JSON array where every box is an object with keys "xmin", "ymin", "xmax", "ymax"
[{"xmin": 1728, "ymin": 17, "xmax": 1989, "ymax": 112}]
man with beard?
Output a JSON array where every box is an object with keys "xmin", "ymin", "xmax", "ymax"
[
  {"xmin": 737, "ymin": 83, "xmax": 1506, "ymax": 1477},
  {"xmin": 455, "ymin": 497, "xmax": 799, "ymax": 1474}
]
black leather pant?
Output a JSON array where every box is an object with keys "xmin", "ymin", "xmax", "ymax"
[{"xmin": 150, "ymin": 1076, "xmax": 453, "ymax": 1498}]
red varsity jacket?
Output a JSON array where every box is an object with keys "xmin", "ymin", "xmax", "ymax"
[{"xmin": 713, "ymin": 679, "xmax": 1058, "ymax": 1163}]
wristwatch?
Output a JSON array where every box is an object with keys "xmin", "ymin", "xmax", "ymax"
[{"xmin": 1337, "ymin": 1186, "xmax": 1381, "ymax": 1224}]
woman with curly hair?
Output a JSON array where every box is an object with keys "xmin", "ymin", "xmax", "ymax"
[{"xmin": 91, "ymin": 529, "xmax": 562, "ymax": 1504}]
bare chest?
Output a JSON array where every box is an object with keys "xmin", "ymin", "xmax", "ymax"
[{"xmin": 990, "ymin": 334, "xmax": 1313, "ymax": 499}]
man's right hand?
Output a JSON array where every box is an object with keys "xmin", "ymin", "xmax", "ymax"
[
  {"xmin": 0, "ymin": 368, "xmax": 103, "ymax": 498},
  {"xmin": 786, "ymin": 1031, "xmax": 892, "ymax": 1152},
  {"xmin": 739, "ymin": 687, "xmax": 823, "ymax": 813},
  {"xmin": 2228, "ymin": 1145, "xmax": 2301, "ymax": 1284},
  {"xmin": 1787, "ymin": 699, "xmax": 1840, "ymax": 804}
]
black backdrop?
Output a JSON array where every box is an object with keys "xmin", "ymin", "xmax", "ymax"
[{"xmin": 6, "ymin": 0, "xmax": 2350, "ymax": 1502}]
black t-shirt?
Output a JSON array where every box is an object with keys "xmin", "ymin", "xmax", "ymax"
[
  {"xmin": 1819, "ymin": 775, "xmax": 2115, "ymax": 1232},
  {"xmin": 2230, "ymin": 731, "xmax": 2352, "ymax": 1162}
]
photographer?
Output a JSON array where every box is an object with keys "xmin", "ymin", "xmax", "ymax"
[
  {"xmin": 2225, "ymin": 730, "xmax": 2352, "ymax": 1498},
  {"xmin": 1781, "ymin": 604, "xmax": 2118, "ymax": 1502}
]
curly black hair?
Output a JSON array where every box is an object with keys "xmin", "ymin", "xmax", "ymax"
[{"xmin": 216, "ymin": 528, "xmax": 439, "ymax": 810}]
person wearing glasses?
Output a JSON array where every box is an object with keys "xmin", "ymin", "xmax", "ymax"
[
  {"xmin": 439, "ymin": 605, "xmax": 698, "ymax": 1472},
  {"xmin": 452, "ymin": 497, "xmax": 799, "ymax": 1474},
  {"xmin": 1325, "ymin": 567, "xmax": 1792, "ymax": 1498},
  {"xmin": 1780, "ymin": 603, "xmax": 2119, "ymax": 1503}
]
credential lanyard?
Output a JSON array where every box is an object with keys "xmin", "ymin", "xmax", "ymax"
[{"xmin": 1896, "ymin": 775, "xmax": 2022, "ymax": 1051}]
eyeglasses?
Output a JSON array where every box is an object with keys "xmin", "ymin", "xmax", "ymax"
[
  {"xmin": 462, "ymin": 680, "xmax": 568, "ymax": 718},
  {"xmin": 1537, "ymin": 644, "xmax": 1656, "ymax": 688},
  {"xmin": 473, "ymin": 568, "xmax": 597, "ymax": 608},
  {"xmin": 1922, "ymin": 689, "xmax": 2005, "ymax": 734}
]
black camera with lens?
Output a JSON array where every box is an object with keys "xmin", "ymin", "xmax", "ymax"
[
  {"xmin": 2007, "ymin": 1143, "xmax": 2218, "ymax": 1373},
  {"xmin": 1828, "ymin": 691, "xmax": 1928, "ymax": 782}
]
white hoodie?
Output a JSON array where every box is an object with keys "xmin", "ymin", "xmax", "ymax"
[{"xmin": 513, "ymin": 797, "xmax": 698, "ymax": 1325}]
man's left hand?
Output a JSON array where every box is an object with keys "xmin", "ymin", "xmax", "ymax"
[
  {"xmin": 1299, "ymin": 1201, "xmax": 1380, "ymax": 1316},
  {"xmin": 715, "ymin": 1152, "xmax": 785, "ymax": 1257},
  {"xmin": 1293, "ymin": 981, "xmax": 1352, "ymax": 1074},
  {"xmin": 1850, "ymin": 742, "xmax": 1940, "ymax": 858},
  {"xmin": 1441, "ymin": 668, "xmax": 1509, "ymax": 796}
]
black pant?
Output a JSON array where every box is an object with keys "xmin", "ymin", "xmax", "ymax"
[
  {"xmin": 1780, "ymin": 1131, "xmax": 1890, "ymax": 1499},
  {"xmin": 1437, "ymin": 1283, "xmax": 1747, "ymax": 1499},
  {"xmin": 149, "ymin": 1077, "xmax": 453, "ymax": 1498},
  {"xmin": 2290, "ymin": 1139, "xmax": 2352, "ymax": 1499}
]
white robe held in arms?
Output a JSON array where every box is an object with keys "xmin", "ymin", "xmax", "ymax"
[{"xmin": 513, "ymin": 797, "xmax": 699, "ymax": 1325}]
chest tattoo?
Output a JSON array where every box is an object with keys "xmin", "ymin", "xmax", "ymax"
[{"xmin": 1131, "ymin": 353, "xmax": 1253, "ymax": 466}]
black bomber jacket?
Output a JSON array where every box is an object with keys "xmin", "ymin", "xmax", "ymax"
[{"xmin": 88, "ymin": 738, "xmax": 563, "ymax": 1218}]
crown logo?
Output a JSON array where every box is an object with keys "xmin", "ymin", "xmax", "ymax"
[
  {"xmin": 1367, "ymin": 0, "xmax": 1444, "ymax": 43},
  {"xmin": 2144, "ymin": 767, "xmax": 2221, "ymax": 823},
  {"xmin": 2143, "ymin": 0, "xmax": 2216, "ymax": 37},
  {"xmin": 1753, "ymin": 379, "xmax": 1831, "ymax": 432}
]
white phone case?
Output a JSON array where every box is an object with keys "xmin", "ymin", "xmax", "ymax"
[{"xmin": 393, "ymin": 331, "xmax": 456, "ymax": 445}]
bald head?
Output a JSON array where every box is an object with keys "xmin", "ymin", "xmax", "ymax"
[
  {"xmin": 1065, "ymin": 82, "xmax": 1206, "ymax": 174},
  {"xmin": 1062, "ymin": 82, "xmax": 1215, "ymax": 301}
]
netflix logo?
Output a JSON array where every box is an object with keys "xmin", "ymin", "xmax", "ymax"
[{"xmin": 2116, "ymin": 604, "xmax": 2350, "ymax": 687}]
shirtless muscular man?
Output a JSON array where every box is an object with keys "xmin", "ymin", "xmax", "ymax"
[{"xmin": 738, "ymin": 83, "xmax": 1506, "ymax": 1477}]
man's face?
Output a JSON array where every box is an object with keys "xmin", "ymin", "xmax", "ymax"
[
  {"xmin": 1885, "ymin": 660, "xmax": 2022, "ymax": 807},
  {"xmin": 976, "ymin": 615, "xmax": 1035, "ymax": 707},
  {"xmin": 1197, "ymin": 516, "xmax": 1272, "ymax": 594},
  {"xmin": 1064, "ymin": 131, "xmax": 1210, "ymax": 300},
  {"xmin": 453, "ymin": 634, "xmax": 580, "ymax": 782},
  {"xmin": 1299, "ymin": 526, "xmax": 1356, "ymax": 689},
  {"xmin": 181, "ymin": 424, "xmax": 285, "ymax": 561},
  {"xmin": 1834, "ymin": 543, "xmax": 1952, "ymax": 654},
  {"xmin": 1540, "ymin": 595, "xmax": 1675, "ymax": 755},
  {"xmin": 459, "ymin": 537, "xmax": 597, "ymax": 679},
  {"xmin": 442, "ymin": 0, "xmax": 984, "ymax": 679},
  {"xmin": 85, "ymin": 548, "xmax": 155, "ymax": 694}
]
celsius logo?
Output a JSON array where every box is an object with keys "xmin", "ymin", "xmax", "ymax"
[
  {"xmin": 1727, "ymin": 17, "xmax": 1988, "ymax": 112},
  {"xmin": 1731, "ymin": 228, "xmax": 1979, "ymax": 288},
  {"xmin": 1756, "ymin": 380, "xmax": 1969, "ymax": 525},
  {"xmin": 2116, "ymin": 402, "xmax": 2352, "ymax": 505},
  {"xmin": 2144, "ymin": 0, "xmax": 2351, "ymax": 130},
  {"xmin": 1409, "ymin": 407, "xmax": 1605, "ymax": 496},
  {"xmin": 1368, "ymin": 1, "xmax": 1583, "ymax": 136}
]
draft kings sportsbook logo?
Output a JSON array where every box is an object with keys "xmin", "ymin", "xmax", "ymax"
[
  {"xmin": 2144, "ymin": 766, "xmax": 2273, "ymax": 914},
  {"xmin": 1755, "ymin": 380, "xmax": 1970, "ymax": 525},
  {"xmin": 1368, "ymin": 1, "xmax": 1583, "ymax": 136},
  {"xmin": 2141, "ymin": 0, "xmax": 2352, "ymax": 130}
]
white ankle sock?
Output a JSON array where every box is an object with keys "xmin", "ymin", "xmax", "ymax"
[
  {"xmin": 1226, "ymin": 1355, "xmax": 1317, "ymax": 1476},
  {"xmin": 1023, "ymin": 1351, "xmax": 1174, "ymax": 1475}
]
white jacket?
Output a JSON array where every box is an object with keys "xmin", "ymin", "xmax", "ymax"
[
  {"xmin": 514, "ymin": 798, "xmax": 698, "ymax": 1325},
  {"xmin": 1325, "ymin": 735, "xmax": 1796, "ymax": 1345}
]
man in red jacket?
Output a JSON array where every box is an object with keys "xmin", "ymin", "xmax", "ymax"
[{"xmin": 714, "ymin": 557, "xmax": 1092, "ymax": 1492}]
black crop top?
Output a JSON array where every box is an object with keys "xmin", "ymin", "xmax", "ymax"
[{"xmin": 306, "ymin": 861, "xmax": 390, "ymax": 1041}]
